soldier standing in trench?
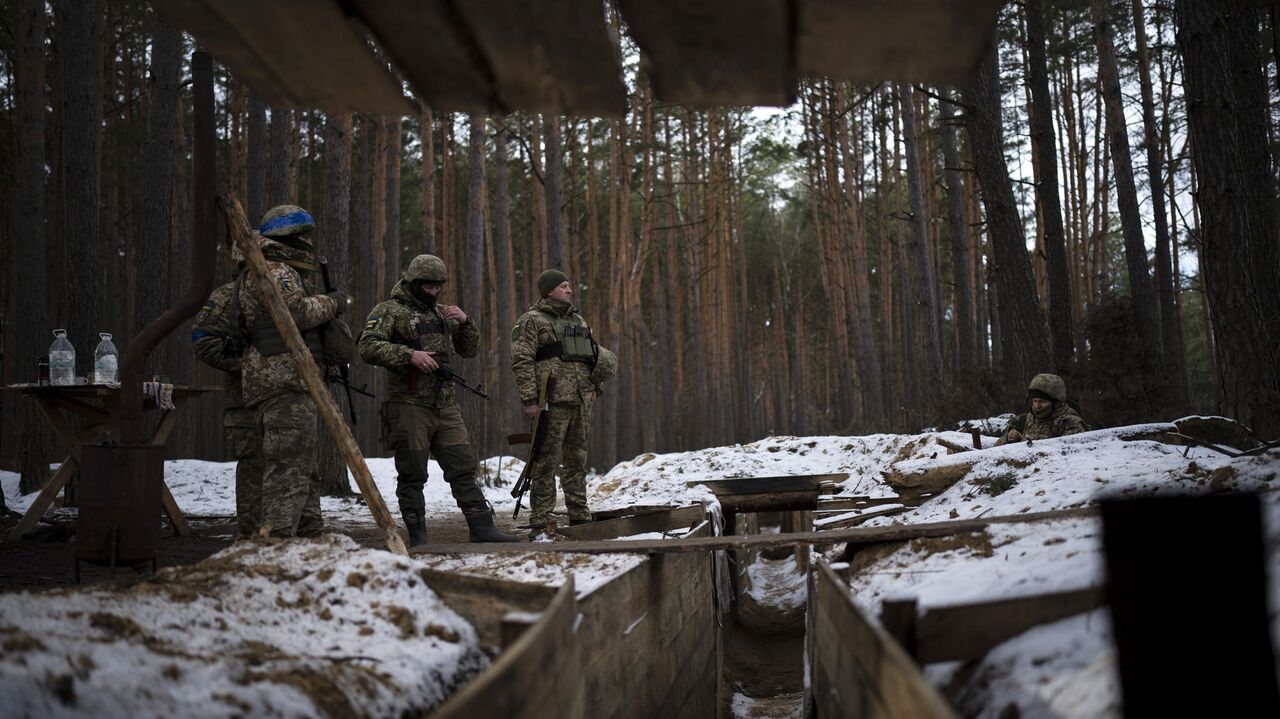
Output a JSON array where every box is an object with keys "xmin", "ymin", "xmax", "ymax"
[
  {"xmin": 511, "ymin": 269, "xmax": 617, "ymax": 539},
  {"xmin": 357, "ymin": 254, "xmax": 518, "ymax": 545}
]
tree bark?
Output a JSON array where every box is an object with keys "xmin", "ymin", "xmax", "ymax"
[
  {"xmin": 421, "ymin": 103, "xmax": 436, "ymax": 253},
  {"xmin": 14, "ymin": 0, "xmax": 52, "ymax": 494},
  {"xmin": 1175, "ymin": 0, "xmax": 1280, "ymax": 436},
  {"xmin": 1026, "ymin": 0, "xmax": 1075, "ymax": 372},
  {"xmin": 246, "ymin": 95, "xmax": 267, "ymax": 223},
  {"xmin": 492, "ymin": 124, "xmax": 519, "ymax": 445},
  {"xmin": 965, "ymin": 41, "xmax": 1052, "ymax": 388},
  {"xmin": 939, "ymin": 90, "xmax": 975, "ymax": 376},
  {"xmin": 1132, "ymin": 0, "xmax": 1188, "ymax": 406},
  {"xmin": 268, "ymin": 106, "xmax": 290, "ymax": 206},
  {"xmin": 544, "ymin": 114, "xmax": 565, "ymax": 270},
  {"xmin": 137, "ymin": 22, "xmax": 181, "ymax": 379},
  {"xmin": 1092, "ymin": 0, "xmax": 1163, "ymax": 392},
  {"xmin": 897, "ymin": 83, "xmax": 944, "ymax": 406},
  {"xmin": 317, "ymin": 112, "xmax": 354, "ymax": 496}
]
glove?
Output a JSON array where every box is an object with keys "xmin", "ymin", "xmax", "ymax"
[{"xmin": 326, "ymin": 290, "xmax": 349, "ymax": 315}]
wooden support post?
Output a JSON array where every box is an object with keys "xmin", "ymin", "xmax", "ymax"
[
  {"xmin": 880, "ymin": 597, "xmax": 919, "ymax": 660},
  {"xmin": 218, "ymin": 194, "xmax": 407, "ymax": 556},
  {"xmin": 1103, "ymin": 495, "xmax": 1280, "ymax": 716}
]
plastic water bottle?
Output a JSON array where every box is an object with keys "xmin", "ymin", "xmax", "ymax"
[
  {"xmin": 49, "ymin": 330, "xmax": 75, "ymax": 386},
  {"xmin": 93, "ymin": 333, "xmax": 119, "ymax": 385}
]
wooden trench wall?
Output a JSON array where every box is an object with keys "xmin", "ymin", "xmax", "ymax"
[
  {"xmin": 806, "ymin": 558, "xmax": 957, "ymax": 719},
  {"xmin": 430, "ymin": 507, "xmax": 721, "ymax": 718}
]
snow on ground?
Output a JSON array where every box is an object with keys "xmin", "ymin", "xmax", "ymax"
[
  {"xmin": 417, "ymin": 551, "xmax": 647, "ymax": 598},
  {"xmin": 0, "ymin": 535, "xmax": 487, "ymax": 718},
  {"xmin": 842, "ymin": 428, "xmax": 1280, "ymax": 719},
  {"xmin": 587, "ymin": 432, "xmax": 977, "ymax": 512},
  {"xmin": 731, "ymin": 690, "xmax": 804, "ymax": 719},
  {"xmin": 744, "ymin": 554, "xmax": 808, "ymax": 614},
  {"xmin": 2, "ymin": 455, "xmax": 531, "ymax": 528},
  {"xmin": 863, "ymin": 425, "xmax": 1280, "ymax": 527}
]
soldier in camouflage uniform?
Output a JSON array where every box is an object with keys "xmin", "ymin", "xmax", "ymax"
[
  {"xmin": 998, "ymin": 373, "xmax": 1088, "ymax": 445},
  {"xmin": 357, "ymin": 254, "xmax": 517, "ymax": 545},
  {"xmin": 191, "ymin": 252, "xmax": 264, "ymax": 538},
  {"xmin": 511, "ymin": 269, "xmax": 617, "ymax": 538},
  {"xmin": 239, "ymin": 205, "xmax": 346, "ymax": 537}
]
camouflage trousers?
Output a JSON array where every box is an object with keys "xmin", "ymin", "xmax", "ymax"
[
  {"xmin": 255, "ymin": 391, "xmax": 323, "ymax": 537},
  {"xmin": 381, "ymin": 402, "xmax": 488, "ymax": 523},
  {"xmin": 529, "ymin": 401, "xmax": 593, "ymax": 526},
  {"xmin": 224, "ymin": 405, "xmax": 264, "ymax": 538}
]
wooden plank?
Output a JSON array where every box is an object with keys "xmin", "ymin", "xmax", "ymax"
[
  {"xmin": 351, "ymin": 0, "xmax": 498, "ymax": 114},
  {"xmin": 691, "ymin": 473, "xmax": 844, "ymax": 495},
  {"xmin": 153, "ymin": 1, "xmax": 414, "ymax": 114},
  {"xmin": 160, "ymin": 484, "xmax": 191, "ymax": 537},
  {"xmin": 417, "ymin": 569, "xmax": 558, "ymax": 650},
  {"xmin": 817, "ymin": 495, "xmax": 903, "ymax": 511},
  {"xmin": 451, "ymin": 0, "xmax": 626, "ymax": 116},
  {"xmin": 219, "ymin": 194, "xmax": 407, "ymax": 555},
  {"xmin": 558, "ymin": 505, "xmax": 706, "ymax": 541},
  {"xmin": 592, "ymin": 504, "xmax": 678, "ymax": 521},
  {"xmin": 8, "ymin": 457, "xmax": 79, "ymax": 540},
  {"xmin": 433, "ymin": 579, "xmax": 585, "ymax": 719},
  {"xmin": 914, "ymin": 586, "xmax": 1106, "ymax": 664},
  {"xmin": 796, "ymin": 0, "xmax": 1004, "ymax": 85},
  {"xmin": 615, "ymin": 0, "xmax": 794, "ymax": 107},
  {"xmin": 808, "ymin": 559, "xmax": 956, "ymax": 718},
  {"xmin": 411, "ymin": 506, "xmax": 1100, "ymax": 556}
]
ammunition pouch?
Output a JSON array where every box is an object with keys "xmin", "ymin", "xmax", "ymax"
[
  {"xmin": 249, "ymin": 318, "xmax": 323, "ymax": 357},
  {"xmin": 319, "ymin": 318, "xmax": 354, "ymax": 366},
  {"xmin": 549, "ymin": 317, "xmax": 597, "ymax": 364}
]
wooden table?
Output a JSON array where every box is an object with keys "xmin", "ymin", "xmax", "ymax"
[{"xmin": 4, "ymin": 383, "xmax": 220, "ymax": 541}]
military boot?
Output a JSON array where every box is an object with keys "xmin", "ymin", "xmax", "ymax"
[
  {"xmin": 465, "ymin": 511, "xmax": 519, "ymax": 543},
  {"xmin": 404, "ymin": 515, "xmax": 429, "ymax": 547}
]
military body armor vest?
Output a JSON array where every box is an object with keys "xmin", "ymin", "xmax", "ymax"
[{"xmin": 534, "ymin": 313, "xmax": 597, "ymax": 364}]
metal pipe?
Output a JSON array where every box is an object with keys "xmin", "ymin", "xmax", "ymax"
[{"xmin": 119, "ymin": 51, "xmax": 217, "ymax": 443}]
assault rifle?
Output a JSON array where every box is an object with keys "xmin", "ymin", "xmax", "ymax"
[
  {"xmin": 318, "ymin": 256, "xmax": 358, "ymax": 425},
  {"xmin": 324, "ymin": 368, "xmax": 375, "ymax": 399},
  {"xmin": 511, "ymin": 374, "xmax": 556, "ymax": 519},
  {"xmin": 407, "ymin": 319, "xmax": 488, "ymax": 399}
]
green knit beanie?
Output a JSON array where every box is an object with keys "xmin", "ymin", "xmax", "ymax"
[{"xmin": 537, "ymin": 269, "xmax": 569, "ymax": 297}]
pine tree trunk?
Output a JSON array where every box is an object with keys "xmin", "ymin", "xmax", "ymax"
[
  {"xmin": 1092, "ymin": 0, "xmax": 1163, "ymax": 394},
  {"xmin": 1132, "ymin": 0, "xmax": 1188, "ymax": 406},
  {"xmin": 939, "ymin": 90, "xmax": 975, "ymax": 377},
  {"xmin": 14, "ymin": 0, "xmax": 52, "ymax": 494},
  {"xmin": 1026, "ymin": 0, "xmax": 1075, "ymax": 372},
  {"xmin": 317, "ymin": 112, "xmax": 354, "ymax": 496},
  {"xmin": 492, "ymin": 125, "xmax": 519, "ymax": 449},
  {"xmin": 136, "ymin": 22, "xmax": 181, "ymax": 382},
  {"xmin": 544, "ymin": 114, "xmax": 565, "ymax": 270},
  {"xmin": 268, "ymin": 106, "xmax": 290, "ymax": 206},
  {"xmin": 1175, "ymin": 0, "xmax": 1280, "ymax": 435},
  {"xmin": 896, "ymin": 83, "xmax": 944, "ymax": 407},
  {"xmin": 421, "ymin": 103, "xmax": 435, "ymax": 253},
  {"xmin": 247, "ymin": 95, "xmax": 267, "ymax": 223},
  {"xmin": 384, "ymin": 116, "xmax": 402, "ymax": 295},
  {"xmin": 966, "ymin": 41, "xmax": 1051, "ymax": 390}
]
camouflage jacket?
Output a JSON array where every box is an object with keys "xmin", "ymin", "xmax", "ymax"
[
  {"xmin": 511, "ymin": 298, "xmax": 599, "ymax": 406},
  {"xmin": 1001, "ymin": 404, "xmax": 1087, "ymax": 444},
  {"xmin": 237, "ymin": 237, "xmax": 338, "ymax": 406},
  {"xmin": 191, "ymin": 278, "xmax": 245, "ymax": 409},
  {"xmin": 356, "ymin": 279, "xmax": 480, "ymax": 408}
]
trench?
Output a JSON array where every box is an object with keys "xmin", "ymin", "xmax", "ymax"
[{"xmin": 720, "ymin": 511, "xmax": 809, "ymax": 719}]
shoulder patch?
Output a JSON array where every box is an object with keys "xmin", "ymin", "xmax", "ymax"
[
  {"xmin": 511, "ymin": 323, "xmax": 522, "ymax": 343},
  {"xmin": 278, "ymin": 275, "xmax": 295, "ymax": 293},
  {"xmin": 365, "ymin": 317, "xmax": 380, "ymax": 332}
]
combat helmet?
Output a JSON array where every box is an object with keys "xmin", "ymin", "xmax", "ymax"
[
  {"xmin": 405, "ymin": 254, "xmax": 449, "ymax": 283},
  {"xmin": 590, "ymin": 346, "xmax": 618, "ymax": 386},
  {"xmin": 259, "ymin": 204, "xmax": 316, "ymax": 244},
  {"xmin": 1027, "ymin": 373, "xmax": 1068, "ymax": 403}
]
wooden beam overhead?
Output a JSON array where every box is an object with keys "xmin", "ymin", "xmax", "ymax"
[
  {"xmin": 153, "ymin": 0, "xmax": 415, "ymax": 115},
  {"xmin": 450, "ymin": 0, "xmax": 627, "ymax": 116},
  {"xmin": 796, "ymin": 0, "xmax": 1004, "ymax": 86},
  {"xmin": 616, "ymin": 0, "xmax": 795, "ymax": 108},
  {"xmin": 351, "ymin": 0, "xmax": 500, "ymax": 114}
]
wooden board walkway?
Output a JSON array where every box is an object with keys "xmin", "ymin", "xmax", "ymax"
[{"xmin": 411, "ymin": 506, "xmax": 1099, "ymax": 556}]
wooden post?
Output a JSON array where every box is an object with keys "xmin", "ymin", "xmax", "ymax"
[
  {"xmin": 880, "ymin": 597, "xmax": 919, "ymax": 660},
  {"xmin": 217, "ymin": 193, "xmax": 407, "ymax": 556}
]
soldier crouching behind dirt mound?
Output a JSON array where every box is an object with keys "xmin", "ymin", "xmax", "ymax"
[
  {"xmin": 998, "ymin": 373, "xmax": 1088, "ymax": 445},
  {"xmin": 357, "ymin": 254, "xmax": 517, "ymax": 546}
]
